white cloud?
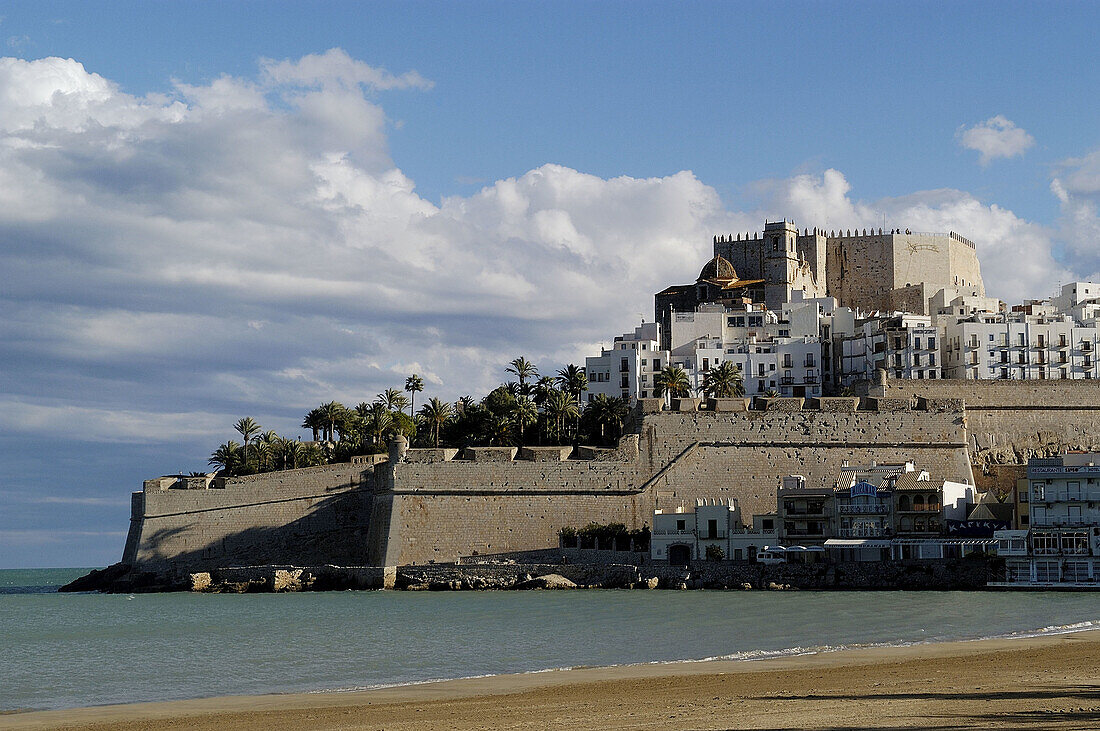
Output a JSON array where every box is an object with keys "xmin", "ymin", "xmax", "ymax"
[
  {"xmin": 1051, "ymin": 150, "xmax": 1100, "ymax": 280},
  {"xmin": 958, "ymin": 115, "xmax": 1035, "ymax": 165}
]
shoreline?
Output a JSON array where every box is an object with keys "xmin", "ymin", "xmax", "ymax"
[{"xmin": 3, "ymin": 628, "xmax": 1099, "ymax": 730}]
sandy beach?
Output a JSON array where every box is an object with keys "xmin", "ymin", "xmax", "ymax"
[{"xmin": 3, "ymin": 629, "xmax": 1098, "ymax": 730}]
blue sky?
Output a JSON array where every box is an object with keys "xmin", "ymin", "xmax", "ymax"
[{"xmin": 2, "ymin": 2, "xmax": 1099, "ymax": 567}]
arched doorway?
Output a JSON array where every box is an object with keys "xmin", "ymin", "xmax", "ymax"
[{"xmin": 668, "ymin": 544, "xmax": 691, "ymax": 566}]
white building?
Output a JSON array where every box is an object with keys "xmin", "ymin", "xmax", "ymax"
[
  {"xmin": 836, "ymin": 314, "xmax": 940, "ymax": 386},
  {"xmin": 651, "ymin": 498, "xmax": 777, "ymax": 565},
  {"xmin": 584, "ymin": 322, "xmax": 668, "ymax": 402},
  {"xmin": 941, "ymin": 311, "xmax": 1100, "ymax": 380},
  {"xmin": 998, "ymin": 453, "xmax": 1100, "ymax": 586}
]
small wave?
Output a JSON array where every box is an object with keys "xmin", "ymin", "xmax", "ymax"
[{"xmin": 300, "ymin": 619, "xmax": 1099, "ymax": 698}]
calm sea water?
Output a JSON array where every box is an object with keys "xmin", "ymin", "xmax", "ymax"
[{"xmin": 1, "ymin": 567, "xmax": 1097, "ymax": 712}]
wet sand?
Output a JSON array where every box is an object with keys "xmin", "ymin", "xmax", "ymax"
[{"xmin": 3, "ymin": 629, "xmax": 1098, "ymax": 730}]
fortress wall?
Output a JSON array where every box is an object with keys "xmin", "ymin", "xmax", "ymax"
[
  {"xmin": 126, "ymin": 463, "xmax": 375, "ymax": 573},
  {"xmin": 380, "ymin": 492, "xmax": 646, "ymax": 566},
  {"xmin": 640, "ymin": 409, "xmax": 967, "ymax": 468},
  {"xmin": 826, "ymin": 235, "xmax": 896, "ymax": 311},
  {"xmin": 876, "ymin": 379, "xmax": 1100, "ymax": 463},
  {"xmin": 373, "ymin": 460, "xmax": 645, "ymax": 565},
  {"xmin": 370, "ymin": 408, "xmax": 972, "ymax": 565},
  {"xmin": 653, "ymin": 444, "xmax": 973, "ymax": 521},
  {"xmin": 644, "ymin": 409, "xmax": 972, "ymax": 519}
]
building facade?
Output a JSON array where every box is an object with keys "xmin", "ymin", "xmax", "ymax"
[{"xmin": 1000, "ymin": 454, "xmax": 1100, "ymax": 585}]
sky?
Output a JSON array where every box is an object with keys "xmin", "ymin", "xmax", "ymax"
[{"xmin": 2, "ymin": 1, "xmax": 1099, "ymax": 568}]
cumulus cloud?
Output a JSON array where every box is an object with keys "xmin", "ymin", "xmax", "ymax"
[
  {"xmin": 0, "ymin": 52, "xmax": 1080, "ymax": 454},
  {"xmin": 1051, "ymin": 150, "xmax": 1100, "ymax": 280},
  {"xmin": 958, "ymin": 115, "xmax": 1035, "ymax": 165}
]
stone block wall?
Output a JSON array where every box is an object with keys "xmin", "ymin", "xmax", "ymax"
[
  {"xmin": 875, "ymin": 379, "xmax": 1100, "ymax": 465},
  {"xmin": 124, "ymin": 463, "xmax": 375, "ymax": 574}
]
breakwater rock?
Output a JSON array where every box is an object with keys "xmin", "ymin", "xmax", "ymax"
[{"xmin": 62, "ymin": 557, "xmax": 1002, "ymax": 593}]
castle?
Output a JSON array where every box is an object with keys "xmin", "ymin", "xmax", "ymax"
[{"xmin": 655, "ymin": 220, "xmax": 984, "ymax": 348}]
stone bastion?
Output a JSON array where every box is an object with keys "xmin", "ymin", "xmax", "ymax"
[{"xmin": 115, "ymin": 395, "xmax": 975, "ymax": 578}]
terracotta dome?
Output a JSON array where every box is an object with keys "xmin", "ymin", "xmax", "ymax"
[{"xmin": 698, "ymin": 254, "xmax": 738, "ymax": 282}]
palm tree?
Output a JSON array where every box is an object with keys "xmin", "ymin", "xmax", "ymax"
[
  {"xmin": 209, "ymin": 440, "xmax": 242, "ymax": 475},
  {"xmin": 318, "ymin": 401, "xmax": 346, "ymax": 443},
  {"xmin": 364, "ymin": 403, "xmax": 392, "ymax": 447},
  {"xmin": 234, "ymin": 417, "xmax": 261, "ymax": 469},
  {"xmin": 586, "ymin": 394, "xmax": 631, "ymax": 444},
  {"xmin": 456, "ymin": 395, "xmax": 475, "ymax": 414},
  {"xmin": 542, "ymin": 389, "xmax": 579, "ymax": 444},
  {"xmin": 419, "ymin": 397, "xmax": 453, "ymax": 447},
  {"xmin": 405, "ymin": 374, "xmax": 424, "ymax": 416},
  {"xmin": 507, "ymin": 357, "xmax": 539, "ymax": 395},
  {"xmin": 763, "ymin": 388, "xmax": 780, "ymax": 398},
  {"xmin": 654, "ymin": 365, "xmax": 691, "ymax": 405},
  {"xmin": 377, "ymin": 388, "xmax": 409, "ymax": 413},
  {"xmin": 511, "ymin": 396, "xmax": 538, "ymax": 444},
  {"xmin": 278, "ymin": 438, "xmax": 304, "ymax": 470},
  {"xmin": 484, "ymin": 414, "xmax": 514, "ymax": 446},
  {"xmin": 302, "ymin": 408, "xmax": 324, "ymax": 442},
  {"xmin": 556, "ymin": 364, "xmax": 589, "ymax": 406},
  {"xmin": 702, "ymin": 361, "xmax": 745, "ymax": 398},
  {"xmin": 254, "ymin": 430, "xmax": 281, "ymax": 472},
  {"xmin": 532, "ymin": 376, "xmax": 557, "ymax": 405}
]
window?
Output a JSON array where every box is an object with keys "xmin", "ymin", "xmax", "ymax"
[
  {"xmin": 929, "ymin": 353, "xmax": 936, "ymax": 366},
  {"xmin": 653, "ymin": 359, "xmax": 661, "ymax": 369},
  {"xmin": 641, "ymin": 359, "xmax": 647, "ymax": 366},
  {"xmin": 676, "ymin": 519, "xmax": 686, "ymax": 532},
  {"xmin": 914, "ymin": 337, "xmax": 921, "ymax": 350},
  {"xmin": 1018, "ymin": 333, "xmax": 1026, "ymax": 346},
  {"xmin": 928, "ymin": 337, "xmax": 936, "ymax": 350}
]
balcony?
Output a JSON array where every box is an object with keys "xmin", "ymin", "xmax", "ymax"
[
  {"xmin": 783, "ymin": 505, "xmax": 829, "ymax": 517},
  {"xmin": 804, "ymin": 375, "xmax": 818, "ymax": 383},
  {"xmin": 897, "ymin": 505, "xmax": 941, "ymax": 513},
  {"xmin": 780, "ymin": 376, "xmax": 794, "ymax": 385},
  {"xmin": 837, "ymin": 504, "xmax": 888, "ymax": 514},
  {"xmin": 837, "ymin": 528, "xmax": 888, "ymax": 538}
]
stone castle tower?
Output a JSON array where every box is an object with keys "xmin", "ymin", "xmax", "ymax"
[{"xmin": 708, "ymin": 220, "xmax": 983, "ymax": 314}]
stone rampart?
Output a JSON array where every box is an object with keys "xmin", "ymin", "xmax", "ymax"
[
  {"xmin": 370, "ymin": 405, "xmax": 971, "ymax": 566},
  {"xmin": 110, "ymin": 401, "xmax": 978, "ymax": 584},
  {"xmin": 123, "ymin": 463, "xmax": 376, "ymax": 576},
  {"xmin": 871, "ymin": 378, "xmax": 1100, "ymax": 465}
]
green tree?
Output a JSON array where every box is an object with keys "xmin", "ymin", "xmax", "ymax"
[
  {"xmin": 405, "ymin": 374, "xmax": 424, "ymax": 416},
  {"xmin": 507, "ymin": 357, "xmax": 539, "ymax": 395},
  {"xmin": 234, "ymin": 417, "xmax": 261, "ymax": 471},
  {"xmin": 484, "ymin": 414, "xmax": 514, "ymax": 446},
  {"xmin": 702, "ymin": 361, "xmax": 745, "ymax": 398},
  {"xmin": 209, "ymin": 440, "xmax": 242, "ymax": 475},
  {"xmin": 585, "ymin": 394, "xmax": 630, "ymax": 444},
  {"xmin": 364, "ymin": 403, "xmax": 392, "ymax": 447},
  {"xmin": 318, "ymin": 401, "xmax": 347, "ymax": 443},
  {"xmin": 532, "ymin": 376, "xmax": 557, "ymax": 405},
  {"xmin": 301, "ymin": 408, "xmax": 324, "ymax": 442},
  {"xmin": 419, "ymin": 397, "xmax": 453, "ymax": 447},
  {"xmin": 377, "ymin": 388, "xmax": 410, "ymax": 413},
  {"xmin": 556, "ymin": 364, "xmax": 589, "ymax": 406},
  {"xmin": 542, "ymin": 389, "xmax": 579, "ymax": 444},
  {"xmin": 654, "ymin": 365, "xmax": 691, "ymax": 403},
  {"xmin": 278, "ymin": 438, "xmax": 304, "ymax": 470},
  {"xmin": 512, "ymin": 396, "xmax": 538, "ymax": 444}
]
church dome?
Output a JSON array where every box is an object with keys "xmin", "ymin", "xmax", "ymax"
[{"xmin": 698, "ymin": 254, "xmax": 738, "ymax": 282}]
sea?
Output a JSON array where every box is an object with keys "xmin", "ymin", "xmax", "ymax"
[{"xmin": 1, "ymin": 567, "xmax": 1097, "ymax": 713}]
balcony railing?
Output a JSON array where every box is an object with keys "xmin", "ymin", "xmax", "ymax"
[
  {"xmin": 836, "ymin": 528, "xmax": 887, "ymax": 538},
  {"xmin": 780, "ymin": 376, "xmax": 794, "ymax": 385},
  {"xmin": 837, "ymin": 504, "xmax": 887, "ymax": 514}
]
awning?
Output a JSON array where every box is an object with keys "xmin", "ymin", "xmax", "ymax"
[{"xmin": 824, "ymin": 539, "xmax": 892, "ymax": 548}]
